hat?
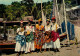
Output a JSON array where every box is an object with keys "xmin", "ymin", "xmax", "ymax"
[
  {"xmin": 20, "ymin": 20, "xmax": 23, "ymax": 24},
  {"xmin": 38, "ymin": 18, "xmax": 42, "ymax": 22},
  {"xmin": 52, "ymin": 16, "xmax": 55, "ymax": 20},
  {"xmin": 46, "ymin": 19, "xmax": 50, "ymax": 22}
]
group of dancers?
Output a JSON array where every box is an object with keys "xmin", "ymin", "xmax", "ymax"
[{"xmin": 15, "ymin": 16, "xmax": 61, "ymax": 55}]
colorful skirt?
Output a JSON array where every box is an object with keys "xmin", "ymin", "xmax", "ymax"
[
  {"xmin": 15, "ymin": 35, "xmax": 26, "ymax": 52},
  {"xmin": 34, "ymin": 31, "xmax": 44, "ymax": 49},
  {"xmin": 34, "ymin": 40, "xmax": 43, "ymax": 49}
]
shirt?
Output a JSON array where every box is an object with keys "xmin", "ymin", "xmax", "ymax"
[
  {"xmin": 25, "ymin": 26, "xmax": 35, "ymax": 32},
  {"xmin": 45, "ymin": 25, "xmax": 51, "ymax": 31},
  {"xmin": 17, "ymin": 27, "xmax": 24, "ymax": 35},
  {"xmin": 36, "ymin": 24, "xmax": 44, "ymax": 30},
  {"xmin": 51, "ymin": 23, "xmax": 59, "ymax": 32}
]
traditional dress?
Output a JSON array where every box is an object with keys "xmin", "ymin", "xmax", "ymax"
[
  {"xmin": 34, "ymin": 24, "xmax": 44, "ymax": 49},
  {"xmin": 42, "ymin": 24, "xmax": 53, "ymax": 49},
  {"xmin": 51, "ymin": 23, "xmax": 60, "ymax": 48},
  {"xmin": 15, "ymin": 27, "xmax": 26, "ymax": 52},
  {"xmin": 25, "ymin": 26, "xmax": 35, "ymax": 53}
]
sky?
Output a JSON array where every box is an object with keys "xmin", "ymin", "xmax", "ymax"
[
  {"xmin": 34, "ymin": 0, "xmax": 51, "ymax": 3},
  {"xmin": 0, "ymin": 0, "xmax": 51, "ymax": 5}
]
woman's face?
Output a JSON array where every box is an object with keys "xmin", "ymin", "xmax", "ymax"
[
  {"xmin": 38, "ymin": 21, "xmax": 41, "ymax": 25},
  {"xmin": 47, "ymin": 21, "xmax": 49, "ymax": 25},
  {"xmin": 20, "ymin": 23, "xmax": 23, "ymax": 27},
  {"xmin": 28, "ymin": 21, "xmax": 31, "ymax": 25},
  {"xmin": 52, "ymin": 20, "xmax": 55, "ymax": 23}
]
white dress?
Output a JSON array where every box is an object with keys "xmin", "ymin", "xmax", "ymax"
[
  {"xmin": 42, "ymin": 25, "xmax": 53, "ymax": 49},
  {"xmin": 51, "ymin": 23, "xmax": 61, "ymax": 48},
  {"xmin": 25, "ymin": 26, "xmax": 35, "ymax": 53},
  {"xmin": 15, "ymin": 27, "xmax": 25, "ymax": 52},
  {"xmin": 15, "ymin": 42, "xmax": 21, "ymax": 52},
  {"xmin": 25, "ymin": 41, "xmax": 35, "ymax": 53}
]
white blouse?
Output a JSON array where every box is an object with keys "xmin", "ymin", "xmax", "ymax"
[
  {"xmin": 51, "ymin": 23, "xmax": 59, "ymax": 32},
  {"xmin": 45, "ymin": 25, "xmax": 51, "ymax": 31},
  {"xmin": 25, "ymin": 26, "xmax": 35, "ymax": 32},
  {"xmin": 17, "ymin": 27, "xmax": 24, "ymax": 35}
]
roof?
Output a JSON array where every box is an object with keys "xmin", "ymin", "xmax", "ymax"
[{"xmin": 0, "ymin": 20, "xmax": 38, "ymax": 23}]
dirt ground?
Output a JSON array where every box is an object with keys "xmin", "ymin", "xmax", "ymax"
[{"xmin": 1, "ymin": 43, "xmax": 80, "ymax": 56}]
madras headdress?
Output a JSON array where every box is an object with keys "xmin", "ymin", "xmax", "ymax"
[
  {"xmin": 52, "ymin": 16, "xmax": 55, "ymax": 20},
  {"xmin": 46, "ymin": 19, "xmax": 50, "ymax": 22},
  {"xmin": 20, "ymin": 20, "xmax": 23, "ymax": 24},
  {"xmin": 29, "ymin": 18, "xmax": 33, "ymax": 22},
  {"xmin": 38, "ymin": 18, "xmax": 42, "ymax": 22}
]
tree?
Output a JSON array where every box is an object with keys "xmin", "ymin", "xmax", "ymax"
[
  {"xmin": 5, "ymin": 2, "xmax": 28, "ymax": 21},
  {"xmin": 5, "ymin": 5, "xmax": 15, "ymax": 21},
  {"xmin": 42, "ymin": 1, "xmax": 53, "ymax": 18},
  {"xmin": 21, "ymin": 0, "xmax": 34, "ymax": 4},
  {"xmin": 1, "ymin": 0, "xmax": 76, "ymax": 21},
  {"xmin": 0, "ymin": 4, "xmax": 6, "ymax": 18},
  {"xmin": 21, "ymin": 0, "xmax": 34, "ymax": 16}
]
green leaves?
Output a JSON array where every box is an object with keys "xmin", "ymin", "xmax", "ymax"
[
  {"xmin": 0, "ymin": 0, "xmax": 53, "ymax": 20},
  {"xmin": 42, "ymin": 1, "xmax": 53, "ymax": 18},
  {"xmin": 5, "ymin": 2, "xmax": 29, "ymax": 21}
]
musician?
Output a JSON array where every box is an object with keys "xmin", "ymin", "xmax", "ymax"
[
  {"xmin": 25, "ymin": 19, "xmax": 35, "ymax": 53},
  {"xmin": 35, "ymin": 18, "xmax": 44, "ymax": 52},
  {"xmin": 15, "ymin": 20, "xmax": 26, "ymax": 55},
  {"xmin": 51, "ymin": 16, "xmax": 60, "ymax": 52},
  {"xmin": 42, "ymin": 19, "xmax": 52, "ymax": 51}
]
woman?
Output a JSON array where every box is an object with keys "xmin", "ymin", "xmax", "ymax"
[
  {"xmin": 25, "ymin": 19, "xmax": 35, "ymax": 53},
  {"xmin": 15, "ymin": 20, "xmax": 26, "ymax": 55},
  {"xmin": 42, "ymin": 19, "xmax": 52, "ymax": 51},
  {"xmin": 51, "ymin": 16, "xmax": 60, "ymax": 52},
  {"xmin": 35, "ymin": 18, "xmax": 44, "ymax": 52}
]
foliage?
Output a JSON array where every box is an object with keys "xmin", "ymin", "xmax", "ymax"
[
  {"xmin": 42, "ymin": 1, "xmax": 53, "ymax": 18},
  {"xmin": 58, "ymin": 0, "xmax": 78, "ymax": 8},
  {"xmin": 0, "ymin": 4, "xmax": 6, "ymax": 18},
  {"xmin": 0, "ymin": 0, "xmax": 78, "ymax": 20}
]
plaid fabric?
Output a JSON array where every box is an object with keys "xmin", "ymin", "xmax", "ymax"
[
  {"xmin": 16, "ymin": 35, "xmax": 26, "ymax": 46},
  {"xmin": 26, "ymin": 32, "xmax": 34, "ymax": 42}
]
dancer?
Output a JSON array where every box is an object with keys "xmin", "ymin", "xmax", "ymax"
[
  {"xmin": 51, "ymin": 16, "xmax": 60, "ymax": 52},
  {"xmin": 25, "ymin": 19, "xmax": 35, "ymax": 53},
  {"xmin": 42, "ymin": 19, "xmax": 52, "ymax": 51},
  {"xmin": 15, "ymin": 20, "xmax": 26, "ymax": 56},
  {"xmin": 35, "ymin": 18, "xmax": 44, "ymax": 52}
]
